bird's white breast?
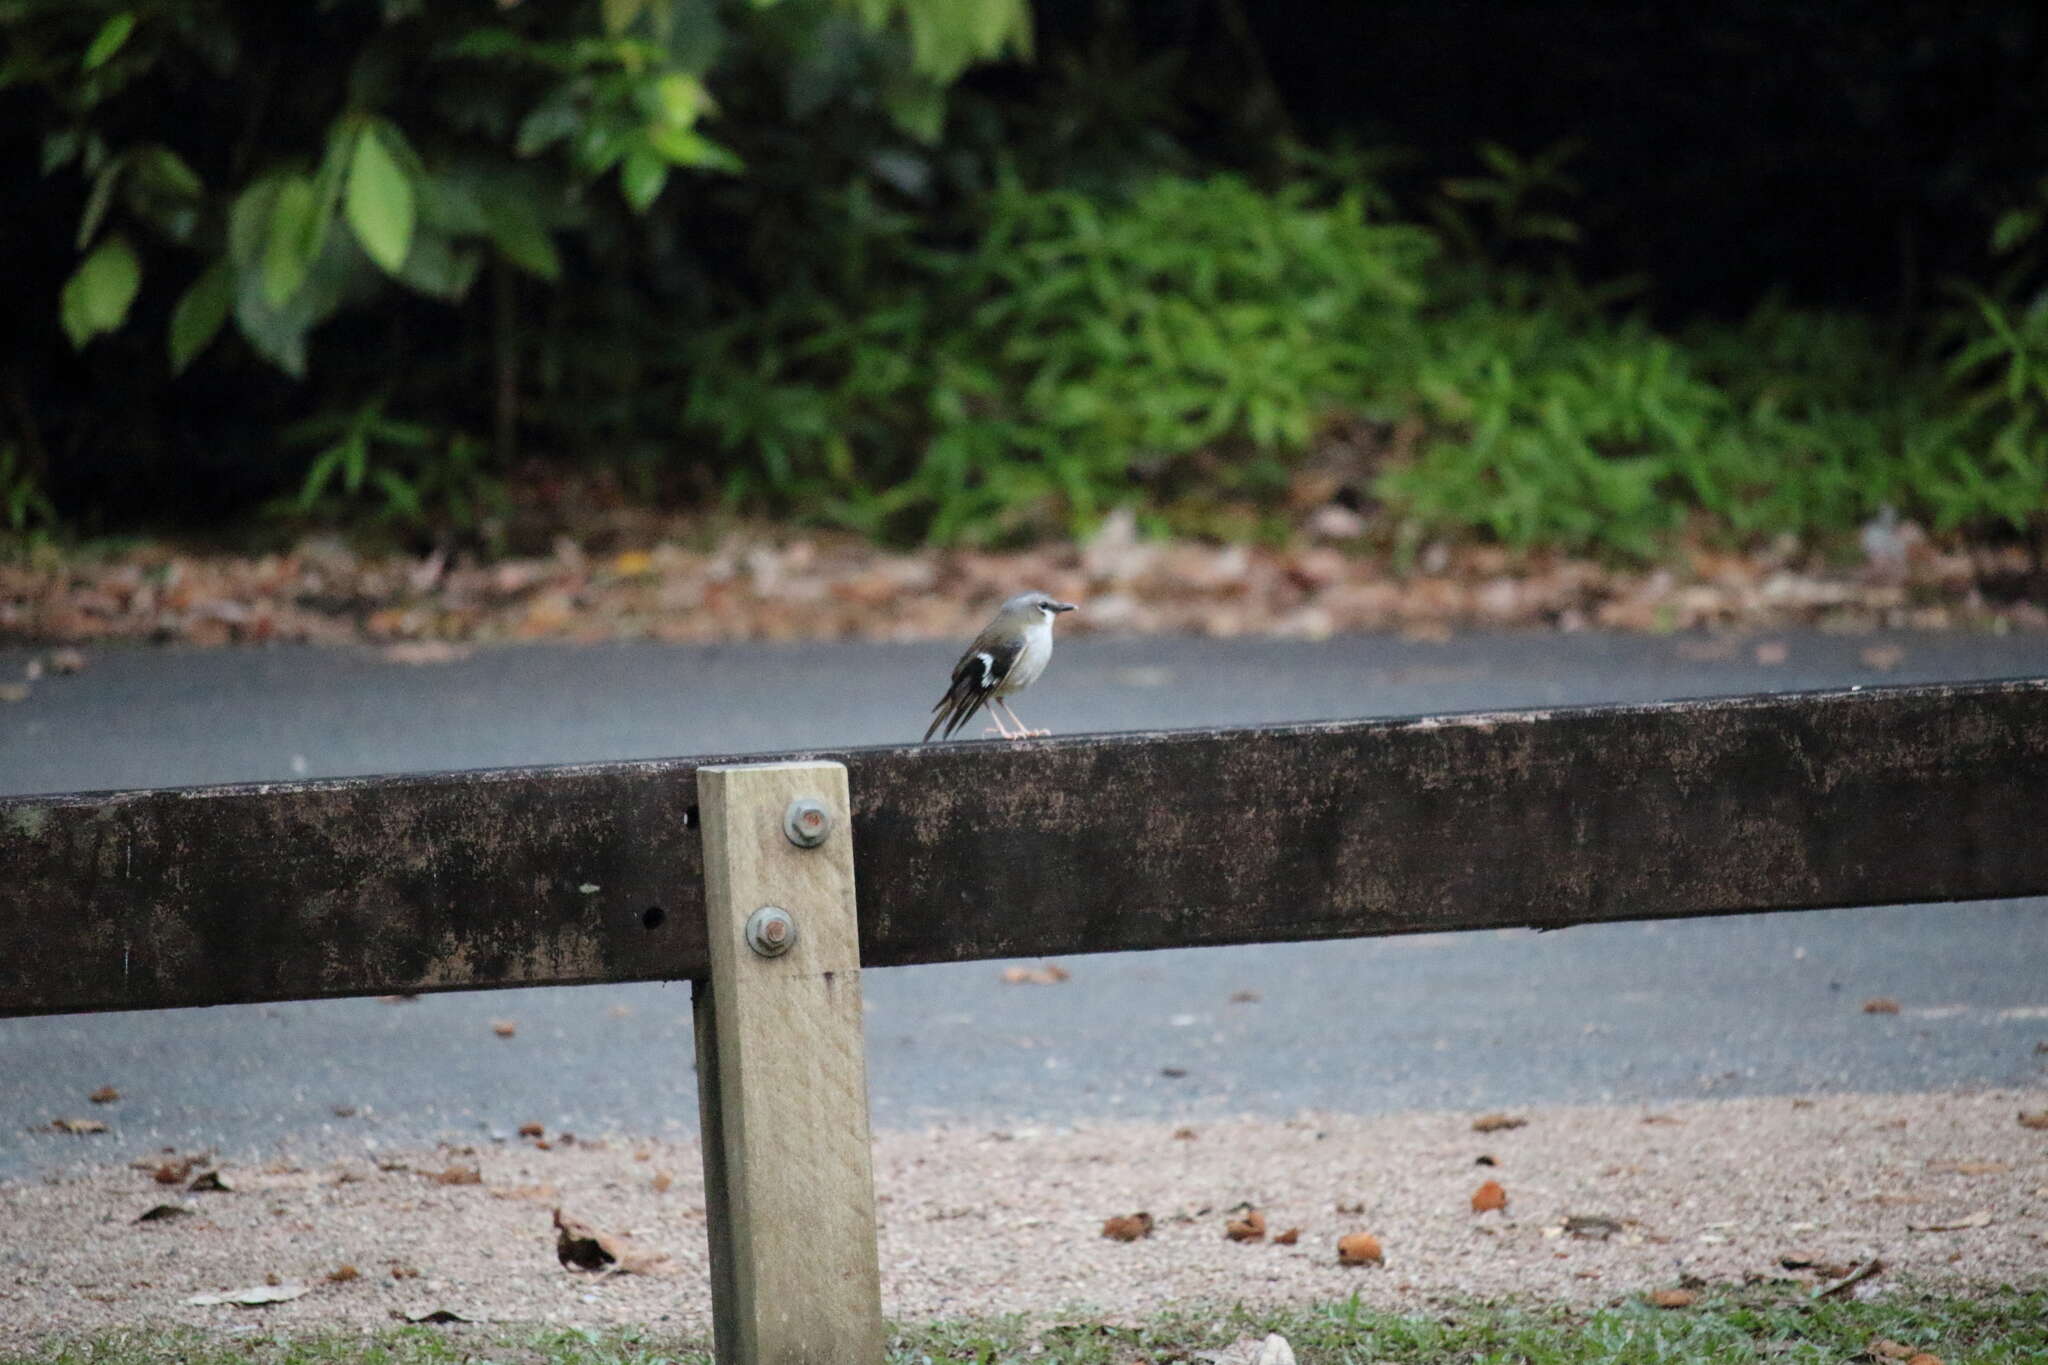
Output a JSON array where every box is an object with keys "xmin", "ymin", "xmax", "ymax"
[{"xmin": 995, "ymin": 617, "xmax": 1054, "ymax": 696}]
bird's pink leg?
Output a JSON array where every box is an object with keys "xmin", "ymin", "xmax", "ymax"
[
  {"xmin": 981, "ymin": 703, "xmax": 1016, "ymax": 739},
  {"xmin": 997, "ymin": 698, "xmax": 1049, "ymax": 738}
]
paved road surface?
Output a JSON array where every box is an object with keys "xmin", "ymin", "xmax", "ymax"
[{"xmin": 3, "ymin": 629, "xmax": 2045, "ymax": 1176}]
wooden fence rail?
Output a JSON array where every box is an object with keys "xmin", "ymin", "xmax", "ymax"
[
  {"xmin": 5, "ymin": 676, "xmax": 2047, "ymax": 1019},
  {"xmin": 6, "ymin": 676, "xmax": 2048, "ymax": 1360}
]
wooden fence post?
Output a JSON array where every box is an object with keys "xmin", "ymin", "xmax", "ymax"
[{"xmin": 693, "ymin": 760, "xmax": 884, "ymax": 1362}]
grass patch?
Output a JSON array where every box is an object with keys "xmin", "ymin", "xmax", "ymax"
[{"xmin": 9, "ymin": 1286, "xmax": 2047, "ymax": 1365}]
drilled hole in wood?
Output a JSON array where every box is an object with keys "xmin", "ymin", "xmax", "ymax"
[{"xmin": 642, "ymin": 905, "xmax": 666, "ymax": 930}]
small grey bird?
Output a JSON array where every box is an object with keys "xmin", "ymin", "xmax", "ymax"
[{"xmin": 924, "ymin": 591, "xmax": 1077, "ymax": 742}]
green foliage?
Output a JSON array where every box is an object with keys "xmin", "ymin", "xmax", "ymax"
[
  {"xmin": 6, "ymin": 3, "xmax": 2043, "ymax": 559},
  {"xmin": 0, "ymin": 443, "xmax": 58, "ymax": 545},
  {"xmin": 1929, "ymin": 175, "xmax": 2048, "ymax": 537},
  {"xmin": 9, "ymin": 1289, "xmax": 2048, "ymax": 1365},
  {"xmin": 59, "ymin": 233, "xmax": 141, "ymax": 347},
  {"xmin": 5, "ymin": 0, "xmax": 1031, "ymax": 498},
  {"xmin": 688, "ymin": 174, "xmax": 1433, "ymax": 543},
  {"xmin": 279, "ymin": 399, "xmax": 508, "ymax": 545}
]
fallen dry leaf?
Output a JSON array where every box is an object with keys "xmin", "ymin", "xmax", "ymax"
[
  {"xmin": 1867, "ymin": 1341, "xmax": 1916, "ymax": 1362},
  {"xmin": 1640, "ymin": 1114, "xmax": 1683, "ymax": 1126},
  {"xmin": 999, "ymin": 962, "xmax": 1071, "ymax": 985},
  {"xmin": 517, "ymin": 1122, "xmax": 545, "ymax": 1138},
  {"xmin": 1336, "ymin": 1232, "xmax": 1383, "ymax": 1266},
  {"xmin": 328, "ymin": 1265, "xmax": 361, "ymax": 1283},
  {"xmin": 1471, "ymin": 1113, "xmax": 1526, "ymax": 1133},
  {"xmin": 1648, "ymin": 1288, "xmax": 1697, "ymax": 1308},
  {"xmin": 1173, "ymin": 1126, "xmax": 1197, "ymax": 1141},
  {"xmin": 1904, "ymin": 1356, "xmax": 1943, "ymax": 1365},
  {"xmin": 1253, "ymin": 1334, "xmax": 1297, "ymax": 1365},
  {"xmin": 50, "ymin": 1117, "xmax": 107, "ymax": 1134},
  {"xmin": 2019, "ymin": 1110, "xmax": 2048, "ymax": 1130},
  {"xmin": 1813, "ymin": 1258, "xmax": 1885, "ymax": 1299},
  {"xmin": 1273, "ymin": 1226, "xmax": 1300, "ymax": 1245},
  {"xmin": 1908, "ymin": 1210, "xmax": 1992, "ymax": 1232},
  {"xmin": 88, "ymin": 1086, "xmax": 120, "ymax": 1104},
  {"xmin": 489, "ymin": 1183, "xmax": 560, "ymax": 1203},
  {"xmin": 135, "ymin": 1204, "xmax": 191, "ymax": 1223},
  {"xmin": 1863, "ymin": 997, "xmax": 1902, "ymax": 1014},
  {"xmin": 1229, "ymin": 990, "xmax": 1262, "ymax": 1004},
  {"xmin": 1564, "ymin": 1214, "xmax": 1624, "ymax": 1240},
  {"xmin": 186, "ymin": 1170, "xmax": 232, "ymax": 1192},
  {"xmin": 433, "ymin": 1165, "xmax": 482, "ymax": 1186},
  {"xmin": 389, "ymin": 1264, "xmax": 420, "ymax": 1280},
  {"xmin": 396, "ymin": 1307, "xmax": 473, "ymax": 1324},
  {"xmin": 184, "ymin": 1283, "xmax": 310, "ymax": 1307},
  {"xmin": 1225, "ymin": 1209, "xmax": 1267, "ymax": 1242},
  {"xmin": 651, "ymin": 1171, "xmax": 673, "ymax": 1193},
  {"xmin": 1470, "ymin": 1180, "xmax": 1508, "ymax": 1213},
  {"xmin": 553, "ymin": 1207, "xmax": 669, "ymax": 1274},
  {"xmin": 150, "ymin": 1158, "xmax": 198, "ymax": 1185},
  {"xmin": 381, "ymin": 641, "xmax": 472, "ymax": 665},
  {"xmin": 490, "ymin": 1020, "xmax": 518, "ymax": 1038},
  {"xmin": 1101, "ymin": 1212, "xmax": 1155, "ymax": 1242}
]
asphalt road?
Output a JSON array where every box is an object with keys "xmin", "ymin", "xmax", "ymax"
[{"xmin": 3, "ymin": 628, "xmax": 2046, "ymax": 1177}]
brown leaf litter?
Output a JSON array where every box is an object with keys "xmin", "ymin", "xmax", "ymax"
[
  {"xmin": 1336, "ymin": 1232, "xmax": 1384, "ymax": 1266},
  {"xmin": 0, "ymin": 1088, "xmax": 2042, "ymax": 1344},
  {"xmin": 3, "ymin": 519, "xmax": 2041, "ymax": 651},
  {"xmin": 552, "ymin": 1208, "xmax": 669, "ymax": 1276},
  {"xmin": 1000, "ymin": 963, "xmax": 1072, "ymax": 986},
  {"xmin": 1470, "ymin": 1180, "xmax": 1508, "ymax": 1213}
]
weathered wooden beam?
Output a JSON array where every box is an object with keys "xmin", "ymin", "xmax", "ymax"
[
  {"xmin": 4, "ymin": 678, "xmax": 2047, "ymax": 1017},
  {"xmin": 694, "ymin": 761, "xmax": 883, "ymax": 1362}
]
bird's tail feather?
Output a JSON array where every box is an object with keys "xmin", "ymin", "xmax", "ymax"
[{"xmin": 923, "ymin": 682, "xmax": 988, "ymax": 742}]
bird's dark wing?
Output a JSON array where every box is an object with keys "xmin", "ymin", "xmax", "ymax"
[{"xmin": 923, "ymin": 631, "xmax": 1026, "ymax": 742}]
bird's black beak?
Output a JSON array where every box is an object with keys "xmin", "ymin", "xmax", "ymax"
[{"xmin": 1049, "ymin": 600, "xmax": 1077, "ymax": 613}]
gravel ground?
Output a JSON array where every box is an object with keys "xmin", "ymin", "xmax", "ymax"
[{"xmin": 3, "ymin": 1089, "xmax": 2044, "ymax": 1346}]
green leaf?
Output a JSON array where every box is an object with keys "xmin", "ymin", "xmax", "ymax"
[
  {"xmin": 515, "ymin": 96, "xmax": 582, "ymax": 157},
  {"xmin": 131, "ymin": 145, "xmax": 203, "ymax": 199},
  {"xmin": 41, "ymin": 129, "xmax": 83, "ymax": 175},
  {"xmin": 651, "ymin": 72, "xmax": 709, "ymax": 126},
  {"xmin": 393, "ymin": 231, "xmax": 481, "ymax": 300},
  {"xmin": 645, "ymin": 124, "xmax": 743, "ymax": 170},
  {"xmin": 75, "ymin": 159, "xmax": 122, "ymax": 249},
  {"xmin": 82, "ymin": 12, "xmax": 136, "ymax": 72},
  {"xmin": 59, "ymin": 235, "xmax": 141, "ymax": 348},
  {"xmin": 620, "ymin": 145, "xmax": 669, "ymax": 212},
  {"xmin": 481, "ymin": 195, "xmax": 560, "ymax": 280},
  {"xmin": 263, "ymin": 175, "xmax": 322, "ymax": 307},
  {"xmin": 346, "ymin": 122, "xmax": 416, "ymax": 276},
  {"xmin": 168, "ymin": 260, "xmax": 230, "ymax": 374},
  {"xmin": 228, "ymin": 177, "xmax": 347, "ymax": 377},
  {"xmin": 881, "ymin": 74, "xmax": 945, "ymax": 143},
  {"xmin": 601, "ymin": 0, "xmax": 649, "ymax": 35}
]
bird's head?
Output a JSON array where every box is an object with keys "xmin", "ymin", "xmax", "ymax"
[{"xmin": 1002, "ymin": 590, "xmax": 1077, "ymax": 624}]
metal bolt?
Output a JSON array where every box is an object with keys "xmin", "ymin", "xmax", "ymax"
[
  {"xmin": 745, "ymin": 906, "xmax": 797, "ymax": 958},
  {"xmin": 784, "ymin": 796, "xmax": 831, "ymax": 849}
]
